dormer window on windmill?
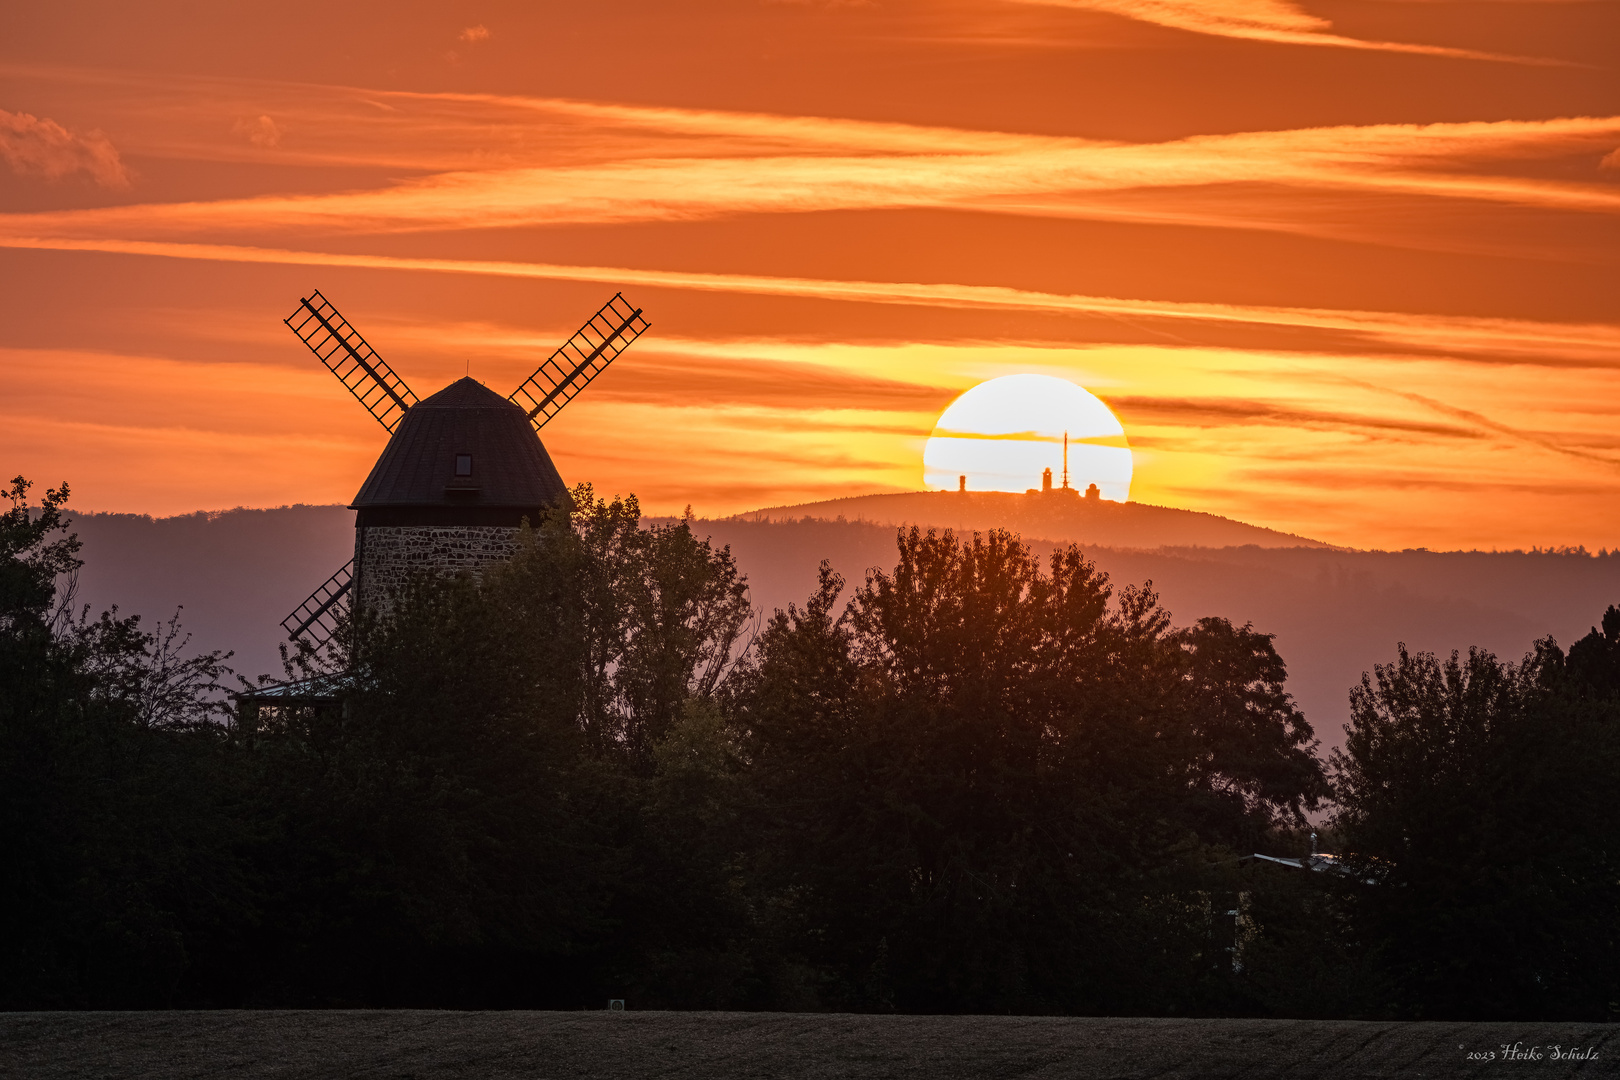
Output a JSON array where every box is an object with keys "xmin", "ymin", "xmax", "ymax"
[{"xmin": 447, "ymin": 452, "xmax": 479, "ymax": 499}]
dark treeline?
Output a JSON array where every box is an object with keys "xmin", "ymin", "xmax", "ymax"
[{"xmin": 3, "ymin": 476, "xmax": 1618, "ymax": 1018}]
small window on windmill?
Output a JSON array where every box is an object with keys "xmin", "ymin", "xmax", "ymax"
[{"xmin": 446, "ymin": 453, "xmax": 479, "ymax": 499}]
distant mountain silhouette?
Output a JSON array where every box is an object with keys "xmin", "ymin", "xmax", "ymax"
[
  {"xmin": 63, "ymin": 502, "xmax": 1619, "ymax": 751},
  {"xmin": 738, "ymin": 491, "xmax": 1330, "ymax": 550}
]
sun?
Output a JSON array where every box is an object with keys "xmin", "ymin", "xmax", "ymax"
[{"xmin": 923, "ymin": 374, "xmax": 1133, "ymax": 500}]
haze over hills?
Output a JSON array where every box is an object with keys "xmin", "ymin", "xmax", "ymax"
[
  {"xmin": 738, "ymin": 491, "xmax": 1332, "ymax": 551},
  {"xmin": 62, "ymin": 496, "xmax": 1620, "ymax": 751},
  {"xmin": 68, "ymin": 505, "xmax": 357, "ymax": 682},
  {"xmin": 648, "ymin": 515, "xmax": 1618, "ymax": 746}
]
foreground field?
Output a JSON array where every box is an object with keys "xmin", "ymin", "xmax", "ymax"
[{"xmin": 2, "ymin": 1012, "xmax": 1614, "ymax": 1079}]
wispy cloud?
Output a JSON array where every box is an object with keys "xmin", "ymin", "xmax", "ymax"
[
  {"xmin": 4, "ymin": 66, "xmax": 1080, "ymax": 188},
  {"xmin": 1334, "ymin": 378, "xmax": 1620, "ymax": 468},
  {"xmin": 0, "ymin": 108, "xmax": 128, "ymax": 187},
  {"xmin": 1, "ymin": 105, "xmax": 1613, "ymax": 244},
  {"xmin": 230, "ymin": 114, "xmax": 283, "ymax": 148},
  {"xmin": 1009, "ymin": 0, "xmax": 1558, "ymax": 62},
  {"xmin": 1108, "ymin": 395, "xmax": 1484, "ymax": 441},
  {"xmin": 3, "ymin": 72, "xmax": 1612, "ymax": 265},
  {"xmin": 0, "ymin": 236, "xmax": 1614, "ymax": 372}
]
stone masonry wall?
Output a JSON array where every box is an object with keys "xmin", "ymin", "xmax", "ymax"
[{"xmin": 355, "ymin": 525, "xmax": 522, "ymax": 618}]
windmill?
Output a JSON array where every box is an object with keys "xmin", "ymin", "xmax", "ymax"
[{"xmin": 277, "ymin": 290, "xmax": 649, "ymax": 650}]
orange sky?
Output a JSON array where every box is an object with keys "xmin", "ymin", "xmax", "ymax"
[{"xmin": 2, "ymin": 0, "xmax": 1617, "ymax": 550}]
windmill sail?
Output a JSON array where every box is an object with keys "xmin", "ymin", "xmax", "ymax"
[
  {"xmin": 510, "ymin": 293, "xmax": 648, "ymax": 431},
  {"xmin": 281, "ymin": 560, "xmax": 352, "ymax": 648},
  {"xmin": 286, "ymin": 291, "xmax": 418, "ymax": 431}
]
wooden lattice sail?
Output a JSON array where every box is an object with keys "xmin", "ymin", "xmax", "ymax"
[
  {"xmin": 509, "ymin": 292, "xmax": 649, "ymax": 431},
  {"xmin": 280, "ymin": 560, "xmax": 352, "ymax": 650},
  {"xmin": 286, "ymin": 290, "xmax": 418, "ymax": 431}
]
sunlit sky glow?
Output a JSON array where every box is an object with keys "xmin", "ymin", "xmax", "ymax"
[
  {"xmin": 1, "ymin": 1, "xmax": 1618, "ymax": 550},
  {"xmin": 924, "ymin": 375, "xmax": 1133, "ymax": 500}
]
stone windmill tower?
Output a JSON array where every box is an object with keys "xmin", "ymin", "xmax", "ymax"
[{"xmin": 278, "ymin": 290, "xmax": 649, "ymax": 649}]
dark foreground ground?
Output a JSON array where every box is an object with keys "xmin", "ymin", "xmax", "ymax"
[{"xmin": 2, "ymin": 1012, "xmax": 1614, "ymax": 1080}]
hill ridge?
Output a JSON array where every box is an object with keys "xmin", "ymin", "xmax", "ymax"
[{"xmin": 732, "ymin": 491, "xmax": 1332, "ymax": 551}]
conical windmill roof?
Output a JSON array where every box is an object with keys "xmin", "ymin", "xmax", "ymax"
[{"xmin": 350, "ymin": 377, "xmax": 568, "ymax": 511}]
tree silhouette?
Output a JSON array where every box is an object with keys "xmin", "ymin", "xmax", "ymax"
[
  {"xmin": 739, "ymin": 527, "xmax": 1324, "ymax": 1012},
  {"xmin": 1331, "ymin": 640, "xmax": 1620, "ymax": 1019}
]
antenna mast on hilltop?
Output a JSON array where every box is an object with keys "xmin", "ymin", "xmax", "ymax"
[{"xmin": 1062, "ymin": 430, "xmax": 1070, "ymax": 491}]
